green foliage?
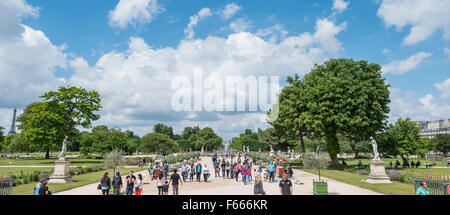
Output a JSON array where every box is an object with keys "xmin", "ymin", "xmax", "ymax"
[
  {"xmin": 17, "ymin": 102, "xmax": 65, "ymax": 157},
  {"xmin": 376, "ymin": 118, "xmax": 432, "ymax": 159},
  {"xmin": 434, "ymin": 134, "xmax": 450, "ymax": 155},
  {"xmin": 257, "ymin": 128, "xmax": 277, "ymax": 151},
  {"xmin": 302, "ymin": 151, "xmax": 331, "ymax": 180},
  {"xmin": 153, "ymin": 123, "xmax": 175, "ymax": 139},
  {"xmin": 230, "ymin": 129, "xmax": 259, "ymax": 151},
  {"xmin": 288, "ymin": 59, "xmax": 390, "ymax": 163},
  {"xmin": 17, "ymin": 86, "xmax": 101, "ymax": 158},
  {"xmin": 0, "ymin": 126, "xmax": 4, "ymax": 150},
  {"xmin": 140, "ymin": 132, "xmax": 180, "ymax": 155},
  {"xmin": 5, "ymin": 133, "xmax": 32, "ymax": 153}
]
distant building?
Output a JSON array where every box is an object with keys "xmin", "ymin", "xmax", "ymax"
[{"xmin": 415, "ymin": 119, "xmax": 450, "ymax": 138}]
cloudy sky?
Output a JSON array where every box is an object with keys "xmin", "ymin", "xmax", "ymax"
[{"xmin": 0, "ymin": 0, "xmax": 449, "ymax": 141}]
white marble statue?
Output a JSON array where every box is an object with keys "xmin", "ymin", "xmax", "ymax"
[
  {"xmin": 58, "ymin": 136, "xmax": 69, "ymax": 160},
  {"xmin": 370, "ymin": 136, "xmax": 380, "ymax": 160}
]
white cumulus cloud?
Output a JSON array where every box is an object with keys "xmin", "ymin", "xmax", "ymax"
[
  {"xmin": 377, "ymin": 0, "xmax": 450, "ymax": 45},
  {"xmin": 68, "ymin": 18, "xmax": 346, "ymax": 137},
  {"xmin": 108, "ymin": 0, "xmax": 164, "ymax": 29},
  {"xmin": 229, "ymin": 18, "xmax": 252, "ymax": 33},
  {"xmin": 382, "ymin": 52, "xmax": 432, "ymax": 74},
  {"xmin": 221, "ymin": 3, "xmax": 241, "ymax": 20},
  {"xmin": 184, "ymin": 8, "xmax": 213, "ymax": 40},
  {"xmin": 333, "ymin": 0, "xmax": 350, "ymax": 13}
]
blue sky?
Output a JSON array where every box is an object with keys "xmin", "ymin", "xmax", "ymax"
[{"xmin": 0, "ymin": 0, "xmax": 449, "ymax": 139}]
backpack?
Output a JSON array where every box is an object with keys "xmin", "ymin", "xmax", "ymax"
[
  {"xmin": 112, "ymin": 176, "xmax": 121, "ymax": 187},
  {"xmin": 33, "ymin": 183, "xmax": 41, "ymax": 195}
]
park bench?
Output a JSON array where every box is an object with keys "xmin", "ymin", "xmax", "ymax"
[{"xmin": 425, "ymin": 163, "xmax": 436, "ymax": 168}]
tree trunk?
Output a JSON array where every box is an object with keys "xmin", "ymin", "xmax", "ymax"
[
  {"xmin": 318, "ymin": 169, "xmax": 321, "ymax": 181},
  {"xmin": 45, "ymin": 150, "xmax": 50, "ymax": 159},
  {"xmin": 299, "ymin": 132, "xmax": 305, "ymax": 154},
  {"xmin": 354, "ymin": 151, "xmax": 359, "ymax": 159},
  {"xmin": 326, "ymin": 133, "xmax": 340, "ymax": 165}
]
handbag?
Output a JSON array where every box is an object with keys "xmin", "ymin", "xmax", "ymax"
[
  {"xmin": 135, "ymin": 187, "xmax": 140, "ymax": 192},
  {"xmin": 97, "ymin": 184, "xmax": 102, "ymax": 190}
]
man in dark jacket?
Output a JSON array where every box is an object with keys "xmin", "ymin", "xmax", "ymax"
[{"xmin": 112, "ymin": 172, "xmax": 123, "ymax": 195}]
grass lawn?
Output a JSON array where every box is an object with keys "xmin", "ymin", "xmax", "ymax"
[
  {"xmin": 0, "ymin": 167, "xmax": 54, "ymax": 176},
  {"xmin": 0, "ymin": 157, "xmax": 104, "ymax": 166},
  {"xmin": 11, "ymin": 167, "xmax": 146, "ymax": 195},
  {"xmin": 300, "ymin": 168, "xmax": 415, "ymax": 195}
]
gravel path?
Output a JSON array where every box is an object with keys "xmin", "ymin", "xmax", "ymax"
[{"xmin": 55, "ymin": 156, "xmax": 381, "ymax": 195}]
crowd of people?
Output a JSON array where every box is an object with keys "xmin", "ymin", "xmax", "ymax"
[{"xmin": 92, "ymin": 152, "xmax": 294, "ymax": 196}]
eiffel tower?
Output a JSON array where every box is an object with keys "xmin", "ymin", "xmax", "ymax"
[{"xmin": 8, "ymin": 107, "xmax": 17, "ymax": 135}]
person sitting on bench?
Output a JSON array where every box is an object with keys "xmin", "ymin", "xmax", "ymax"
[
  {"xmin": 341, "ymin": 160, "xmax": 347, "ymax": 166},
  {"xmin": 410, "ymin": 161, "xmax": 415, "ymax": 168},
  {"xmin": 415, "ymin": 160, "xmax": 420, "ymax": 168},
  {"xmin": 356, "ymin": 160, "xmax": 363, "ymax": 169},
  {"xmin": 395, "ymin": 160, "xmax": 400, "ymax": 169},
  {"xmin": 389, "ymin": 161, "xmax": 393, "ymax": 168}
]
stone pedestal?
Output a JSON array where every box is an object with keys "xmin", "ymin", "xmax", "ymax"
[
  {"xmin": 48, "ymin": 159, "xmax": 72, "ymax": 184},
  {"xmin": 365, "ymin": 160, "xmax": 391, "ymax": 184}
]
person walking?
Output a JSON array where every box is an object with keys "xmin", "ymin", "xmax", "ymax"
[
  {"xmin": 125, "ymin": 171, "xmax": 136, "ymax": 195},
  {"xmin": 112, "ymin": 172, "xmax": 123, "ymax": 195},
  {"xmin": 100, "ymin": 172, "xmax": 111, "ymax": 195},
  {"xmin": 163, "ymin": 162, "xmax": 169, "ymax": 179},
  {"xmin": 247, "ymin": 166, "xmax": 252, "ymax": 182},
  {"xmin": 181, "ymin": 162, "xmax": 188, "ymax": 182},
  {"xmin": 190, "ymin": 162, "xmax": 195, "ymax": 181},
  {"xmin": 156, "ymin": 172, "xmax": 165, "ymax": 195},
  {"xmin": 135, "ymin": 174, "xmax": 144, "ymax": 195},
  {"xmin": 234, "ymin": 162, "xmax": 240, "ymax": 182},
  {"xmin": 148, "ymin": 162, "xmax": 153, "ymax": 180},
  {"xmin": 169, "ymin": 169, "xmax": 183, "ymax": 195},
  {"xmin": 221, "ymin": 159, "xmax": 226, "ymax": 178},
  {"xmin": 416, "ymin": 182, "xmax": 430, "ymax": 195},
  {"xmin": 241, "ymin": 163, "xmax": 247, "ymax": 185},
  {"xmin": 226, "ymin": 162, "xmax": 230, "ymax": 178},
  {"xmin": 254, "ymin": 175, "xmax": 264, "ymax": 195},
  {"xmin": 203, "ymin": 164, "xmax": 210, "ymax": 182},
  {"xmin": 279, "ymin": 174, "xmax": 293, "ymax": 195},
  {"xmin": 268, "ymin": 162, "xmax": 275, "ymax": 183},
  {"xmin": 196, "ymin": 162, "xmax": 202, "ymax": 182}
]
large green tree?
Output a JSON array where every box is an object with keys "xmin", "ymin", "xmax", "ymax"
[
  {"xmin": 17, "ymin": 102, "xmax": 65, "ymax": 158},
  {"xmin": 140, "ymin": 132, "xmax": 179, "ymax": 155},
  {"xmin": 40, "ymin": 86, "xmax": 101, "ymax": 158},
  {"xmin": 297, "ymin": 59, "xmax": 390, "ymax": 164},
  {"xmin": 434, "ymin": 133, "xmax": 450, "ymax": 155},
  {"xmin": 271, "ymin": 74, "xmax": 308, "ymax": 153}
]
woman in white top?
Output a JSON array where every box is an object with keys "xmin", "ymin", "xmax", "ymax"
[
  {"xmin": 203, "ymin": 165, "xmax": 210, "ymax": 182},
  {"xmin": 135, "ymin": 174, "xmax": 144, "ymax": 195},
  {"xmin": 156, "ymin": 172, "xmax": 164, "ymax": 195}
]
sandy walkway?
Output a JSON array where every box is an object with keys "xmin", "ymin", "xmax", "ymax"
[{"xmin": 55, "ymin": 156, "xmax": 380, "ymax": 195}]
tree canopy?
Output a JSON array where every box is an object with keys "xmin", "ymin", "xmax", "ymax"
[
  {"xmin": 434, "ymin": 133, "xmax": 450, "ymax": 155},
  {"xmin": 140, "ymin": 132, "xmax": 179, "ymax": 155},
  {"xmin": 295, "ymin": 59, "xmax": 390, "ymax": 163}
]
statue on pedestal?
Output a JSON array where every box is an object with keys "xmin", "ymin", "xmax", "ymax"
[
  {"xmin": 370, "ymin": 137, "xmax": 380, "ymax": 160},
  {"xmin": 365, "ymin": 136, "xmax": 391, "ymax": 184},
  {"xmin": 201, "ymin": 146, "xmax": 204, "ymax": 154},
  {"xmin": 58, "ymin": 136, "xmax": 69, "ymax": 160},
  {"xmin": 270, "ymin": 146, "xmax": 273, "ymax": 152}
]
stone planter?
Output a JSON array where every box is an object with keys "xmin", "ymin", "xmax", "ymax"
[{"xmin": 313, "ymin": 180, "xmax": 328, "ymax": 195}]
